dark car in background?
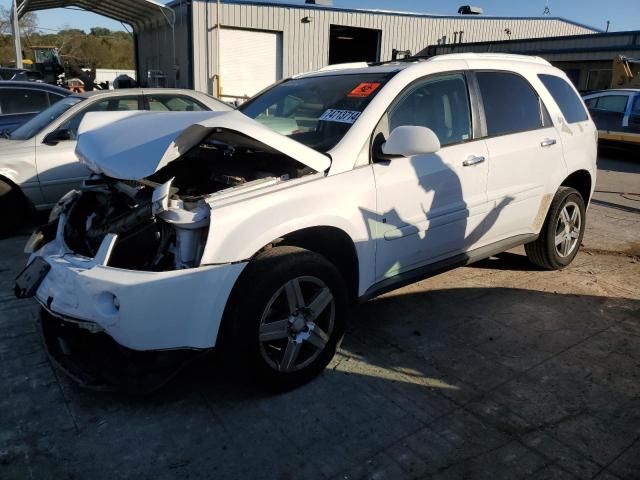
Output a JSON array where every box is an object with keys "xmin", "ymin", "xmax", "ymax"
[
  {"xmin": 0, "ymin": 81, "xmax": 70, "ymax": 134},
  {"xmin": 0, "ymin": 67, "xmax": 26, "ymax": 80},
  {"xmin": 583, "ymin": 89, "xmax": 640, "ymax": 148}
]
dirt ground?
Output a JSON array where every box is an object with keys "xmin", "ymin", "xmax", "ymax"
[{"xmin": 0, "ymin": 150, "xmax": 638, "ymax": 479}]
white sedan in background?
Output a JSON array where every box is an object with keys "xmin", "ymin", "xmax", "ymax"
[{"xmin": 0, "ymin": 89, "xmax": 231, "ymax": 234}]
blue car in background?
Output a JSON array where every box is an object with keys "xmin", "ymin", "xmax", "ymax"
[{"xmin": 0, "ymin": 81, "xmax": 70, "ymax": 134}]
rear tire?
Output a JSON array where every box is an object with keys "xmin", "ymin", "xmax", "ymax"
[
  {"xmin": 221, "ymin": 246, "xmax": 348, "ymax": 390},
  {"xmin": 0, "ymin": 180, "xmax": 29, "ymax": 238},
  {"xmin": 525, "ymin": 187, "xmax": 586, "ymax": 270}
]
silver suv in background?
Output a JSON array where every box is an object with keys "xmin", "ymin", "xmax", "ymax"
[{"xmin": 0, "ymin": 89, "xmax": 231, "ymax": 234}]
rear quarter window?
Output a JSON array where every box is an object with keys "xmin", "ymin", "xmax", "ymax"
[{"xmin": 538, "ymin": 74, "xmax": 589, "ymax": 123}]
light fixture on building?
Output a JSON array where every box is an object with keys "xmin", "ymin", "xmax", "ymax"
[{"xmin": 301, "ymin": 16, "xmax": 313, "ymax": 23}]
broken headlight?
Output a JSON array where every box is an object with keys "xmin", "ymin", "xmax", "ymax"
[{"xmin": 49, "ymin": 190, "xmax": 80, "ymax": 223}]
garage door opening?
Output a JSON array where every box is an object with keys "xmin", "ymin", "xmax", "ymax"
[{"xmin": 329, "ymin": 25, "xmax": 381, "ymax": 65}]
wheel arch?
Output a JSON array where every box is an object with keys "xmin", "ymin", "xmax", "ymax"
[
  {"xmin": 0, "ymin": 173, "xmax": 34, "ymax": 212},
  {"xmin": 258, "ymin": 226, "xmax": 360, "ymax": 303},
  {"xmin": 560, "ymin": 169, "xmax": 593, "ymax": 204}
]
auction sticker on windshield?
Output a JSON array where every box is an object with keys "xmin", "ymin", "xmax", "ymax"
[
  {"xmin": 319, "ymin": 109, "xmax": 362, "ymax": 124},
  {"xmin": 348, "ymin": 82, "xmax": 381, "ymax": 98}
]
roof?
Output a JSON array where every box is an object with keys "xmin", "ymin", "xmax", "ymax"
[
  {"xmin": 583, "ymin": 89, "xmax": 640, "ymax": 97},
  {"xmin": 69, "ymin": 88, "xmax": 213, "ymax": 99},
  {"xmin": 172, "ymin": 0, "xmax": 600, "ymax": 33},
  {"xmin": 296, "ymin": 53, "xmax": 554, "ymax": 79},
  {"xmin": 0, "ymin": 81, "xmax": 71, "ymax": 95},
  {"xmin": 15, "ymin": 0, "xmax": 174, "ymax": 31}
]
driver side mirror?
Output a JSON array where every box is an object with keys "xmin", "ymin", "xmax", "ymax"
[
  {"xmin": 381, "ymin": 126, "xmax": 441, "ymax": 158},
  {"xmin": 43, "ymin": 128, "xmax": 73, "ymax": 146}
]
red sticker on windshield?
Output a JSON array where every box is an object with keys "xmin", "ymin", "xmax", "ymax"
[{"xmin": 348, "ymin": 82, "xmax": 381, "ymax": 98}]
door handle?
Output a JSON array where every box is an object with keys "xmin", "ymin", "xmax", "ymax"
[
  {"xmin": 540, "ymin": 138, "xmax": 557, "ymax": 147},
  {"xmin": 463, "ymin": 156, "xmax": 485, "ymax": 167}
]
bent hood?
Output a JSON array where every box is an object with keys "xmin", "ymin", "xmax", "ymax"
[{"xmin": 75, "ymin": 110, "xmax": 331, "ymax": 180}]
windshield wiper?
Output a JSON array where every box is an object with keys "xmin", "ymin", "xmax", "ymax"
[{"xmin": 0, "ymin": 130, "xmax": 11, "ymax": 139}]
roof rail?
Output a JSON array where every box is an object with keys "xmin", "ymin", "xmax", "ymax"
[
  {"xmin": 427, "ymin": 53, "xmax": 552, "ymax": 66},
  {"xmin": 317, "ymin": 62, "xmax": 370, "ymax": 72}
]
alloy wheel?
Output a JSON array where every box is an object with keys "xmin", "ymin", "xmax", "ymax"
[
  {"xmin": 554, "ymin": 201, "xmax": 581, "ymax": 258},
  {"xmin": 258, "ymin": 276, "xmax": 335, "ymax": 372}
]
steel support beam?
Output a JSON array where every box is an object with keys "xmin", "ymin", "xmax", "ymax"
[{"xmin": 11, "ymin": 0, "xmax": 23, "ymax": 69}]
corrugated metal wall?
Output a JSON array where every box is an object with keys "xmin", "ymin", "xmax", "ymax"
[
  {"xmin": 139, "ymin": 0, "xmax": 597, "ymax": 93},
  {"xmin": 136, "ymin": 1, "xmax": 191, "ymax": 88}
]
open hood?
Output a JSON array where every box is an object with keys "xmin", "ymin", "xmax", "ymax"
[{"xmin": 75, "ymin": 110, "xmax": 331, "ymax": 180}]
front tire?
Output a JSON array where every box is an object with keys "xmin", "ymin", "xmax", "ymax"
[
  {"xmin": 222, "ymin": 246, "xmax": 348, "ymax": 390},
  {"xmin": 525, "ymin": 187, "xmax": 586, "ymax": 270}
]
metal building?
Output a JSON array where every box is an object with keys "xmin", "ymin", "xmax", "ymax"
[
  {"xmin": 12, "ymin": 0, "xmax": 599, "ymax": 100},
  {"xmin": 421, "ymin": 30, "xmax": 640, "ymax": 91},
  {"xmin": 136, "ymin": 0, "xmax": 598, "ymax": 101}
]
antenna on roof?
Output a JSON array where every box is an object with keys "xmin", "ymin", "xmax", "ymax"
[{"xmin": 543, "ymin": 0, "xmax": 551, "ymax": 16}]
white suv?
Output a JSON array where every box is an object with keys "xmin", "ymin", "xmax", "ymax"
[{"xmin": 16, "ymin": 54, "xmax": 597, "ymax": 391}]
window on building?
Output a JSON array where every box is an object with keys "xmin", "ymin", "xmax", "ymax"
[
  {"xmin": 388, "ymin": 73, "xmax": 472, "ymax": 147},
  {"xmin": 476, "ymin": 72, "xmax": 543, "ymax": 136},
  {"xmin": 538, "ymin": 74, "xmax": 589, "ymax": 123}
]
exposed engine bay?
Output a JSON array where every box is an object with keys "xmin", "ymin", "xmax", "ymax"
[{"xmin": 62, "ymin": 129, "xmax": 315, "ymax": 271}]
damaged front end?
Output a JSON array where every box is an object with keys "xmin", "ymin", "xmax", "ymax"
[{"xmin": 18, "ymin": 110, "xmax": 329, "ymax": 391}]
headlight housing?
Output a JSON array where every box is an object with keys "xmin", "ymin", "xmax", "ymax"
[{"xmin": 49, "ymin": 190, "xmax": 79, "ymax": 223}]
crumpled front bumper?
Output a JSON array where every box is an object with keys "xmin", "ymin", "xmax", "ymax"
[{"xmin": 33, "ymin": 236, "xmax": 246, "ymax": 351}]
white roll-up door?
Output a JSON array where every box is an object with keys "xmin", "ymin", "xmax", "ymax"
[{"xmin": 219, "ymin": 28, "xmax": 283, "ymax": 100}]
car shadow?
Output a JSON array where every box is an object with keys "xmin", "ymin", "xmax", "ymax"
[{"xmin": 466, "ymin": 251, "xmax": 544, "ymax": 272}]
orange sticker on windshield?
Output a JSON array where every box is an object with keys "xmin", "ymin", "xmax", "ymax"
[{"xmin": 348, "ymin": 82, "xmax": 381, "ymax": 98}]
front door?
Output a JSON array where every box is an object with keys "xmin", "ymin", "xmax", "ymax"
[
  {"xmin": 371, "ymin": 73, "xmax": 490, "ymax": 281},
  {"xmin": 35, "ymin": 95, "xmax": 141, "ymax": 205}
]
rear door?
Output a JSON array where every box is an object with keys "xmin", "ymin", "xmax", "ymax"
[
  {"xmin": 35, "ymin": 95, "xmax": 143, "ymax": 205},
  {"xmin": 477, "ymin": 71, "xmax": 563, "ymax": 243},
  {"xmin": 588, "ymin": 93, "xmax": 630, "ymax": 135},
  {"xmin": 628, "ymin": 95, "xmax": 640, "ymax": 144}
]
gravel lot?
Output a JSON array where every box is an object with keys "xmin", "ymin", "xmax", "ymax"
[{"xmin": 1, "ymin": 150, "xmax": 638, "ymax": 480}]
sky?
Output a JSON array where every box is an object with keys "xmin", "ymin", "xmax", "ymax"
[{"xmin": 1, "ymin": 0, "xmax": 639, "ymax": 33}]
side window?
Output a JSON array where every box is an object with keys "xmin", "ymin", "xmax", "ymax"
[
  {"xmin": 476, "ymin": 71, "xmax": 543, "ymax": 137},
  {"xmin": 61, "ymin": 96, "xmax": 140, "ymax": 139},
  {"xmin": 388, "ymin": 74, "xmax": 472, "ymax": 147},
  {"xmin": 538, "ymin": 74, "xmax": 589, "ymax": 123},
  {"xmin": 595, "ymin": 95, "xmax": 629, "ymax": 113},
  {"xmin": 584, "ymin": 98, "xmax": 598, "ymax": 109},
  {"xmin": 47, "ymin": 93, "xmax": 65, "ymax": 106},
  {"xmin": 0, "ymin": 89, "xmax": 49, "ymax": 115},
  {"xmin": 147, "ymin": 95, "xmax": 206, "ymax": 112},
  {"xmin": 632, "ymin": 96, "xmax": 640, "ymax": 114}
]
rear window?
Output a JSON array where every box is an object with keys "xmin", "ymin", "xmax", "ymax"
[
  {"xmin": 538, "ymin": 74, "xmax": 589, "ymax": 123},
  {"xmin": 239, "ymin": 72, "xmax": 394, "ymax": 152},
  {"xmin": 476, "ymin": 71, "xmax": 543, "ymax": 137}
]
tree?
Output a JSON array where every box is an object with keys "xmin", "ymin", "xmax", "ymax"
[
  {"xmin": 0, "ymin": 6, "xmax": 38, "ymax": 36},
  {"xmin": 90, "ymin": 27, "xmax": 111, "ymax": 37}
]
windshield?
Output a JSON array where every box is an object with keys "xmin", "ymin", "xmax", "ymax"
[
  {"xmin": 239, "ymin": 72, "xmax": 394, "ymax": 152},
  {"xmin": 10, "ymin": 97, "xmax": 83, "ymax": 140}
]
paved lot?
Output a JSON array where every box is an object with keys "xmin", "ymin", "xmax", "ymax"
[{"xmin": 1, "ymin": 150, "xmax": 639, "ymax": 480}]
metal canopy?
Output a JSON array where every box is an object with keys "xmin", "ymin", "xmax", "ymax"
[{"xmin": 15, "ymin": 0, "xmax": 174, "ymax": 31}]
